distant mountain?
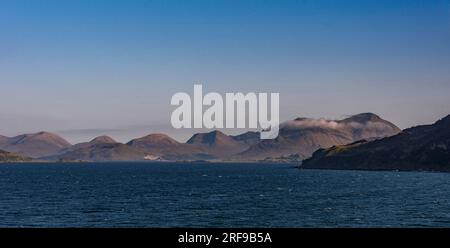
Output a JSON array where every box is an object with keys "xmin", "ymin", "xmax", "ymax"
[
  {"xmin": 126, "ymin": 131, "xmax": 258, "ymax": 160},
  {"xmin": 48, "ymin": 136, "xmax": 146, "ymax": 162},
  {"xmin": 186, "ymin": 130, "xmax": 249, "ymax": 157},
  {"xmin": 52, "ymin": 135, "xmax": 117, "ymax": 155},
  {"xmin": 0, "ymin": 150, "xmax": 33, "ymax": 162},
  {"xmin": 89, "ymin": 135, "xmax": 117, "ymax": 144},
  {"xmin": 238, "ymin": 113, "xmax": 401, "ymax": 160},
  {"xmin": 0, "ymin": 132, "xmax": 71, "ymax": 158},
  {"xmin": 187, "ymin": 130, "xmax": 238, "ymax": 146},
  {"xmin": 128, "ymin": 133, "xmax": 180, "ymax": 149},
  {"xmin": 127, "ymin": 133, "xmax": 214, "ymax": 161},
  {"xmin": 302, "ymin": 115, "xmax": 450, "ymax": 172}
]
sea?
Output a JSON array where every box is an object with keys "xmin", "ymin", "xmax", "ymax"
[{"xmin": 1, "ymin": 162, "xmax": 450, "ymax": 227}]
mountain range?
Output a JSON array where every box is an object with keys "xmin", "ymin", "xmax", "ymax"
[
  {"xmin": 302, "ymin": 115, "xmax": 450, "ymax": 172},
  {"xmin": 0, "ymin": 113, "xmax": 401, "ymax": 163},
  {"xmin": 237, "ymin": 113, "xmax": 400, "ymax": 160}
]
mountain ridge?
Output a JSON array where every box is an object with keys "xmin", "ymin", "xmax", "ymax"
[
  {"xmin": 302, "ymin": 115, "xmax": 450, "ymax": 171},
  {"xmin": 238, "ymin": 112, "xmax": 401, "ymax": 160},
  {"xmin": 0, "ymin": 132, "xmax": 71, "ymax": 158},
  {"xmin": 0, "ymin": 113, "xmax": 402, "ymax": 162}
]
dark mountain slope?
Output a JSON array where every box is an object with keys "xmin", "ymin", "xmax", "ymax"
[{"xmin": 302, "ymin": 115, "xmax": 450, "ymax": 172}]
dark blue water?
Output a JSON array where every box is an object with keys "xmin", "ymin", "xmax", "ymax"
[{"xmin": 1, "ymin": 163, "xmax": 450, "ymax": 227}]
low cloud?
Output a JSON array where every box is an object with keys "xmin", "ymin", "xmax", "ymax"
[
  {"xmin": 280, "ymin": 118, "xmax": 395, "ymax": 134},
  {"xmin": 281, "ymin": 118, "xmax": 345, "ymax": 130}
]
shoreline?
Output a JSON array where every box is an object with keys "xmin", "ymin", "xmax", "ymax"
[{"xmin": 2, "ymin": 161, "xmax": 450, "ymax": 173}]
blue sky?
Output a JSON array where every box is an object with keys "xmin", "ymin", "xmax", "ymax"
[{"xmin": 1, "ymin": 0, "xmax": 449, "ymax": 143}]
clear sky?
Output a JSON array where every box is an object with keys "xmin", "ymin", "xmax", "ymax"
[{"xmin": 1, "ymin": 0, "xmax": 449, "ymax": 143}]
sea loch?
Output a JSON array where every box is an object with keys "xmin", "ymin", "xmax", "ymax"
[{"xmin": 1, "ymin": 162, "xmax": 450, "ymax": 227}]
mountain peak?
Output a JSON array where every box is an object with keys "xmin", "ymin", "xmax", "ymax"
[
  {"xmin": 90, "ymin": 136, "xmax": 116, "ymax": 144},
  {"xmin": 294, "ymin": 117, "xmax": 310, "ymax": 121},
  {"xmin": 340, "ymin": 113, "xmax": 382, "ymax": 123},
  {"xmin": 0, "ymin": 131, "xmax": 71, "ymax": 158},
  {"xmin": 209, "ymin": 130, "xmax": 227, "ymax": 136},
  {"xmin": 232, "ymin": 131, "xmax": 260, "ymax": 139},
  {"xmin": 14, "ymin": 132, "xmax": 71, "ymax": 146},
  {"xmin": 205, "ymin": 130, "xmax": 226, "ymax": 136},
  {"xmin": 127, "ymin": 133, "xmax": 179, "ymax": 147},
  {"xmin": 187, "ymin": 130, "xmax": 234, "ymax": 146},
  {"xmin": 142, "ymin": 133, "xmax": 178, "ymax": 142}
]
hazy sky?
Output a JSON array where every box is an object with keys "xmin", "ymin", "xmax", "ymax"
[{"xmin": 1, "ymin": 0, "xmax": 450, "ymax": 143}]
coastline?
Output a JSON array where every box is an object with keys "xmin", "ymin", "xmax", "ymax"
[{"xmin": 2, "ymin": 160, "xmax": 450, "ymax": 174}]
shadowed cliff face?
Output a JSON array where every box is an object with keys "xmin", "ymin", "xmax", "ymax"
[
  {"xmin": 238, "ymin": 113, "xmax": 401, "ymax": 160},
  {"xmin": 302, "ymin": 115, "xmax": 450, "ymax": 172}
]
